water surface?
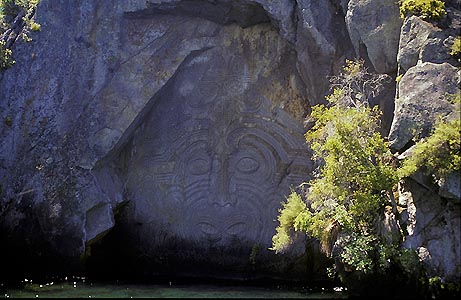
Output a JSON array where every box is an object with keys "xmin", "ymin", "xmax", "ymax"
[{"xmin": 2, "ymin": 279, "xmax": 348, "ymax": 298}]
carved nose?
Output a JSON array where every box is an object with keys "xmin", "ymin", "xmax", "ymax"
[
  {"xmin": 212, "ymin": 193, "xmax": 234, "ymax": 208},
  {"xmin": 211, "ymin": 156, "xmax": 235, "ymax": 207}
]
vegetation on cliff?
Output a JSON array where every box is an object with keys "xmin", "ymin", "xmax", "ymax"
[
  {"xmin": 0, "ymin": 39, "xmax": 13, "ymax": 69},
  {"xmin": 0, "ymin": 0, "xmax": 39, "ymax": 16},
  {"xmin": 271, "ymin": 59, "xmax": 460, "ymax": 290},
  {"xmin": 399, "ymin": 94, "xmax": 461, "ymax": 179},
  {"xmin": 451, "ymin": 36, "xmax": 461, "ymax": 62},
  {"xmin": 271, "ymin": 60, "xmax": 404, "ymax": 276},
  {"xmin": 0, "ymin": 0, "xmax": 40, "ymax": 70},
  {"xmin": 399, "ymin": 0, "xmax": 446, "ymax": 20}
]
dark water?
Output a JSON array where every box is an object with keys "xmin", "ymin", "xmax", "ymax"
[{"xmin": 1, "ymin": 278, "xmax": 348, "ymax": 298}]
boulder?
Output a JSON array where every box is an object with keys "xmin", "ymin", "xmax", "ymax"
[
  {"xmin": 399, "ymin": 178, "xmax": 461, "ymax": 282},
  {"xmin": 438, "ymin": 172, "xmax": 461, "ymax": 201},
  {"xmin": 388, "ymin": 62, "xmax": 460, "ymax": 151},
  {"xmin": 345, "ymin": 0, "xmax": 402, "ymax": 74},
  {"xmin": 398, "ymin": 15, "xmax": 460, "ymax": 73},
  {"xmin": 397, "ymin": 16, "xmax": 441, "ymax": 73}
]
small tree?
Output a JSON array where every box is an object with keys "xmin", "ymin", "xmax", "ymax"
[{"xmin": 271, "ymin": 60, "xmax": 401, "ymax": 275}]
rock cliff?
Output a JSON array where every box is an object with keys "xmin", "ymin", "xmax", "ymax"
[{"xmin": 0, "ymin": 0, "xmax": 459, "ymax": 290}]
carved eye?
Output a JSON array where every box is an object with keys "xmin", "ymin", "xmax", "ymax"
[
  {"xmin": 187, "ymin": 157, "xmax": 210, "ymax": 175},
  {"xmin": 198, "ymin": 222, "xmax": 219, "ymax": 235},
  {"xmin": 236, "ymin": 157, "xmax": 260, "ymax": 174},
  {"xmin": 226, "ymin": 222, "xmax": 247, "ymax": 235}
]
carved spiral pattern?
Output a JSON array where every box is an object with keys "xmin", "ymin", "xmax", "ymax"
[{"xmin": 123, "ymin": 52, "xmax": 311, "ymax": 246}]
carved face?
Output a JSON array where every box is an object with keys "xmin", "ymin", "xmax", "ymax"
[{"xmin": 123, "ymin": 52, "xmax": 310, "ymax": 246}]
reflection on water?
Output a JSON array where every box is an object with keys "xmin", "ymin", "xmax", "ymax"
[{"xmin": 1, "ymin": 277, "xmax": 348, "ymax": 298}]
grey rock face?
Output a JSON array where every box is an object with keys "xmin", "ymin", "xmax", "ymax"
[
  {"xmin": 392, "ymin": 2, "xmax": 461, "ymax": 285},
  {"xmin": 438, "ymin": 172, "xmax": 461, "ymax": 201},
  {"xmin": 399, "ymin": 178, "xmax": 461, "ymax": 282},
  {"xmin": 0, "ymin": 0, "xmax": 317, "ymax": 278},
  {"xmin": 94, "ymin": 20, "xmax": 312, "ymax": 275},
  {"xmin": 397, "ymin": 16, "xmax": 441, "ymax": 73},
  {"xmin": 345, "ymin": 0, "xmax": 402, "ymax": 74},
  {"xmin": 398, "ymin": 15, "xmax": 460, "ymax": 73},
  {"xmin": 295, "ymin": 0, "xmax": 355, "ymax": 105},
  {"xmin": 1, "ymin": 0, "xmax": 458, "ymax": 286},
  {"xmin": 388, "ymin": 62, "xmax": 460, "ymax": 151}
]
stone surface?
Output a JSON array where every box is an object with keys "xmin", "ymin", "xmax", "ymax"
[
  {"xmin": 438, "ymin": 172, "xmax": 461, "ymax": 201},
  {"xmin": 398, "ymin": 15, "xmax": 461, "ymax": 73},
  {"xmin": 388, "ymin": 62, "xmax": 460, "ymax": 151},
  {"xmin": 391, "ymin": 2, "xmax": 461, "ymax": 286},
  {"xmin": 399, "ymin": 178, "xmax": 461, "ymax": 282},
  {"xmin": 295, "ymin": 0, "xmax": 355, "ymax": 105},
  {"xmin": 85, "ymin": 203, "xmax": 115, "ymax": 244},
  {"xmin": 0, "ymin": 0, "xmax": 314, "ymax": 279},
  {"xmin": 0, "ymin": 0, "xmax": 459, "ymax": 287},
  {"xmin": 397, "ymin": 16, "xmax": 441, "ymax": 73},
  {"xmin": 345, "ymin": 0, "xmax": 402, "ymax": 74},
  {"xmin": 92, "ymin": 20, "xmax": 312, "ymax": 276}
]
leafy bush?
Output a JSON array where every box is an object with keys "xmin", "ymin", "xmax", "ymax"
[
  {"xmin": 0, "ymin": 0, "xmax": 39, "ymax": 15},
  {"xmin": 399, "ymin": 94, "xmax": 461, "ymax": 178},
  {"xmin": 450, "ymin": 36, "xmax": 461, "ymax": 62},
  {"xmin": 271, "ymin": 61, "xmax": 459, "ymax": 288},
  {"xmin": 0, "ymin": 0, "xmax": 21, "ymax": 19},
  {"xmin": 399, "ymin": 0, "xmax": 446, "ymax": 20},
  {"xmin": 271, "ymin": 60, "xmax": 399, "ymax": 274},
  {"xmin": 0, "ymin": 0, "xmax": 41, "ymax": 68},
  {"xmin": 28, "ymin": 19, "xmax": 39, "ymax": 31},
  {"xmin": 0, "ymin": 40, "xmax": 15, "ymax": 70},
  {"xmin": 271, "ymin": 192, "xmax": 306, "ymax": 253}
]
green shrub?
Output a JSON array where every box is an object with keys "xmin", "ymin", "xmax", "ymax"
[
  {"xmin": 271, "ymin": 191, "xmax": 306, "ymax": 253},
  {"xmin": 29, "ymin": 19, "xmax": 39, "ymax": 31},
  {"xmin": 271, "ymin": 60, "xmax": 399, "ymax": 274},
  {"xmin": 0, "ymin": 0, "xmax": 21, "ymax": 19},
  {"xmin": 450, "ymin": 36, "xmax": 461, "ymax": 62},
  {"xmin": 0, "ymin": 0, "xmax": 39, "ymax": 14},
  {"xmin": 399, "ymin": 0, "xmax": 446, "ymax": 20},
  {"xmin": 399, "ymin": 94, "xmax": 460, "ymax": 178},
  {"xmin": 398, "ymin": 119, "xmax": 461, "ymax": 178},
  {"xmin": 271, "ymin": 60, "xmax": 459, "ymax": 287},
  {"xmin": 340, "ymin": 234, "xmax": 377, "ymax": 274},
  {"xmin": 0, "ymin": 40, "xmax": 15, "ymax": 70}
]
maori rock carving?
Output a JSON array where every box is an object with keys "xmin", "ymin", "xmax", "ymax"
[{"xmin": 120, "ymin": 44, "xmax": 311, "ymax": 250}]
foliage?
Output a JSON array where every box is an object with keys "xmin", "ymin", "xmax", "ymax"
[
  {"xmin": 340, "ymin": 234, "xmax": 378, "ymax": 273},
  {"xmin": 0, "ymin": 0, "xmax": 40, "ymax": 71},
  {"xmin": 450, "ymin": 36, "xmax": 461, "ymax": 62},
  {"xmin": 398, "ymin": 95, "xmax": 461, "ymax": 179},
  {"xmin": 271, "ymin": 60, "xmax": 400, "ymax": 275},
  {"xmin": 271, "ymin": 61, "xmax": 459, "ymax": 289},
  {"xmin": 428, "ymin": 276, "xmax": 461, "ymax": 298},
  {"xmin": 0, "ymin": 39, "xmax": 14, "ymax": 69},
  {"xmin": 396, "ymin": 247, "xmax": 421, "ymax": 274},
  {"xmin": 328, "ymin": 60, "xmax": 389, "ymax": 108},
  {"xmin": 0, "ymin": 0, "xmax": 21, "ymax": 19},
  {"xmin": 399, "ymin": 0, "xmax": 446, "ymax": 20},
  {"xmin": 1, "ymin": 0, "xmax": 40, "ymax": 32},
  {"xmin": 0, "ymin": 0, "xmax": 38, "ymax": 15},
  {"xmin": 271, "ymin": 191, "xmax": 306, "ymax": 253},
  {"xmin": 28, "ymin": 18, "xmax": 39, "ymax": 31}
]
